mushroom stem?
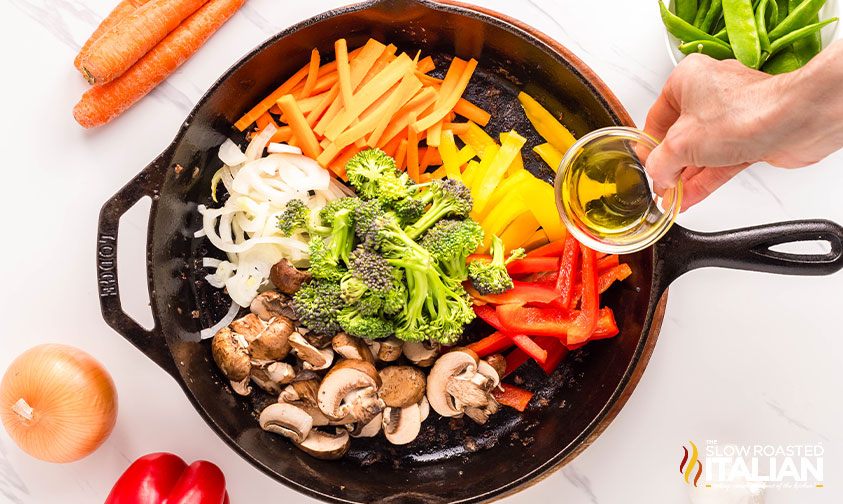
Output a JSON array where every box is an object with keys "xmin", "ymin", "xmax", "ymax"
[{"xmin": 12, "ymin": 398, "xmax": 34, "ymax": 424}]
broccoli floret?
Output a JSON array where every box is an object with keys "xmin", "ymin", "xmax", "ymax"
[
  {"xmin": 308, "ymin": 238, "xmax": 345, "ymax": 282},
  {"xmin": 392, "ymin": 196, "xmax": 426, "ymax": 225},
  {"xmin": 345, "ymin": 149, "xmax": 414, "ymax": 202},
  {"xmin": 467, "ymin": 235, "xmax": 526, "ymax": 295},
  {"xmin": 292, "ymin": 279, "xmax": 344, "ymax": 336},
  {"xmin": 309, "ymin": 205, "xmax": 357, "ymax": 282},
  {"xmin": 420, "ymin": 218, "xmax": 484, "ymax": 279},
  {"xmin": 277, "ymin": 199, "xmax": 331, "ymax": 237},
  {"xmin": 404, "ymin": 178, "xmax": 474, "ymax": 239},
  {"xmin": 381, "ymin": 269, "xmax": 407, "ymax": 316},
  {"xmin": 319, "ymin": 197, "xmax": 363, "ymax": 228},
  {"xmin": 337, "ymin": 305, "xmax": 394, "ymax": 340},
  {"xmin": 347, "ymin": 246, "xmax": 394, "ymax": 292}
]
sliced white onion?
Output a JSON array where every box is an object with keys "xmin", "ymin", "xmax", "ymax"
[
  {"xmin": 218, "ymin": 138, "xmax": 248, "ymax": 167},
  {"xmin": 194, "ymin": 229, "xmax": 206, "ymax": 238},
  {"xmin": 202, "ymin": 257, "xmax": 222, "ymax": 268},
  {"xmin": 200, "ymin": 302, "xmax": 242, "ymax": 340},
  {"xmin": 267, "ymin": 143, "xmax": 302, "ymax": 155},
  {"xmin": 245, "ymin": 124, "xmax": 277, "ymax": 161}
]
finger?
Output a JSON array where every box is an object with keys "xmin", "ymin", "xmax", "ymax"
[
  {"xmin": 643, "ymin": 89, "xmax": 680, "ymax": 143},
  {"xmin": 645, "ymin": 123, "xmax": 696, "ymax": 189},
  {"xmin": 680, "ymin": 165, "xmax": 704, "ymax": 181},
  {"xmin": 680, "ymin": 164, "xmax": 749, "ymax": 211}
]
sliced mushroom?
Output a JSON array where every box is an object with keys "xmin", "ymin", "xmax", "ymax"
[
  {"xmin": 294, "ymin": 428, "xmax": 350, "ymax": 460},
  {"xmin": 302, "ymin": 348, "xmax": 334, "ymax": 371},
  {"xmin": 377, "ymin": 337, "xmax": 403, "ymax": 362},
  {"xmin": 403, "ymin": 340, "xmax": 440, "ymax": 367},
  {"xmin": 484, "ymin": 353, "xmax": 506, "ymax": 379},
  {"xmin": 299, "ymin": 327, "xmax": 333, "ymax": 349},
  {"xmin": 270, "ymin": 258, "xmax": 312, "ymax": 295},
  {"xmin": 382, "ymin": 403, "xmax": 421, "ymax": 445},
  {"xmin": 278, "ymin": 372, "xmax": 320, "ymax": 404},
  {"xmin": 230, "ymin": 376, "xmax": 252, "ymax": 396},
  {"xmin": 365, "ymin": 339, "xmax": 381, "ymax": 359},
  {"xmin": 427, "ymin": 348, "xmax": 479, "ymax": 417},
  {"xmin": 259, "ymin": 403, "xmax": 312, "ymax": 443},
  {"xmin": 419, "ymin": 396, "xmax": 430, "ymax": 423},
  {"xmin": 250, "ymin": 362, "xmax": 296, "ymax": 394},
  {"xmin": 317, "ymin": 359, "xmax": 383, "ymax": 425},
  {"xmin": 349, "ymin": 411, "xmax": 382, "ymax": 438},
  {"xmin": 477, "ymin": 360, "xmax": 500, "ymax": 389},
  {"xmin": 378, "ymin": 366, "xmax": 426, "ymax": 408},
  {"xmin": 212, "ymin": 327, "xmax": 251, "ymax": 382},
  {"xmin": 230, "ymin": 314, "xmax": 265, "ymax": 343},
  {"xmin": 289, "ymin": 333, "xmax": 332, "ymax": 369},
  {"xmin": 250, "ymin": 290, "xmax": 297, "ymax": 321},
  {"xmin": 250, "ymin": 316, "xmax": 294, "ymax": 361},
  {"xmin": 331, "ymin": 333, "xmax": 375, "ymax": 363}
]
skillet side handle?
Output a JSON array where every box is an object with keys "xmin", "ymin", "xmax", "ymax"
[
  {"xmin": 97, "ymin": 163, "xmax": 178, "ymax": 378},
  {"xmin": 656, "ymin": 220, "xmax": 843, "ymax": 292}
]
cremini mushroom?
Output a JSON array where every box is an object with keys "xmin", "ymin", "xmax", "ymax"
[
  {"xmin": 317, "ymin": 359, "xmax": 384, "ymax": 425},
  {"xmin": 270, "ymin": 258, "xmax": 311, "ymax": 295},
  {"xmin": 377, "ymin": 336, "xmax": 403, "ymax": 362},
  {"xmin": 259, "ymin": 403, "xmax": 313, "ymax": 443},
  {"xmin": 348, "ymin": 411, "xmax": 382, "ymax": 438},
  {"xmin": 365, "ymin": 339, "xmax": 381, "ymax": 359},
  {"xmin": 211, "ymin": 327, "xmax": 251, "ymax": 382},
  {"xmin": 419, "ymin": 396, "xmax": 430, "ymax": 423},
  {"xmin": 250, "ymin": 290, "xmax": 297, "ymax": 321},
  {"xmin": 289, "ymin": 333, "xmax": 333, "ymax": 370},
  {"xmin": 331, "ymin": 333, "xmax": 375, "ymax": 363},
  {"xmin": 278, "ymin": 374, "xmax": 334, "ymax": 427},
  {"xmin": 250, "ymin": 362, "xmax": 296, "ymax": 395},
  {"xmin": 294, "ymin": 428, "xmax": 350, "ymax": 460},
  {"xmin": 378, "ymin": 366, "xmax": 426, "ymax": 408},
  {"xmin": 230, "ymin": 314, "xmax": 265, "ymax": 343},
  {"xmin": 229, "ymin": 377, "xmax": 252, "ymax": 396},
  {"xmin": 249, "ymin": 316, "xmax": 294, "ymax": 361},
  {"xmin": 298, "ymin": 327, "xmax": 333, "ymax": 350},
  {"xmin": 382, "ymin": 402, "xmax": 421, "ymax": 445},
  {"xmin": 426, "ymin": 347, "xmax": 500, "ymax": 424},
  {"xmin": 484, "ymin": 353, "xmax": 506, "ymax": 379},
  {"xmin": 403, "ymin": 340, "xmax": 440, "ymax": 367}
]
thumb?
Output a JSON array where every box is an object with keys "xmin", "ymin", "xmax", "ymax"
[{"xmin": 644, "ymin": 124, "xmax": 695, "ymax": 189}]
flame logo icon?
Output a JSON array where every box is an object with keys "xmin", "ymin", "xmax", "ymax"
[{"xmin": 680, "ymin": 441, "xmax": 703, "ymax": 487}]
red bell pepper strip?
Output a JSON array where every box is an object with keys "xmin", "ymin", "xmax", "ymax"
[
  {"xmin": 534, "ymin": 336, "xmax": 569, "ymax": 374},
  {"xmin": 466, "ymin": 331, "xmax": 514, "ymax": 357},
  {"xmin": 567, "ymin": 245, "xmax": 599, "ymax": 344},
  {"xmin": 473, "ymin": 305, "xmax": 547, "ymax": 363},
  {"xmin": 105, "ymin": 453, "xmax": 228, "ymax": 504},
  {"xmin": 503, "ymin": 348, "xmax": 531, "ymax": 377},
  {"xmin": 570, "ymin": 263, "xmax": 632, "ymax": 309},
  {"xmin": 555, "ymin": 234, "xmax": 579, "ymax": 306},
  {"xmin": 465, "ymin": 255, "xmax": 559, "ymax": 275},
  {"xmin": 492, "ymin": 383, "xmax": 534, "ymax": 412},
  {"xmin": 495, "ymin": 304, "xmax": 619, "ymax": 341},
  {"xmin": 596, "ymin": 254, "xmax": 619, "ymax": 272},
  {"xmin": 527, "ymin": 237, "xmax": 567, "ymax": 257},
  {"xmin": 466, "ymin": 280, "xmax": 562, "ymax": 305}
]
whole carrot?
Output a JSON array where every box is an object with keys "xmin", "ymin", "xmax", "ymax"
[
  {"xmin": 74, "ymin": 0, "xmax": 151, "ymax": 72},
  {"xmin": 79, "ymin": 0, "xmax": 210, "ymax": 84},
  {"xmin": 73, "ymin": 0, "xmax": 246, "ymax": 128}
]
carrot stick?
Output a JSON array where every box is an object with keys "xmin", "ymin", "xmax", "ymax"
[
  {"xmin": 376, "ymin": 88, "xmax": 437, "ymax": 148},
  {"xmin": 416, "ymin": 55, "xmax": 435, "ymax": 74},
  {"xmin": 414, "ymin": 58, "xmax": 478, "ymax": 133},
  {"xmin": 443, "ymin": 122, "xmax": 470, "ymax": 135},
  {"xmin": 407, "ymin": 118, "xmax": 420, "ymax": 181},
  {"xmin": 74, "ymin": 0, "xmax": 151, "ymax": 72},
  {"xmin": 306, "ymin": 86, "xmax": 338, "ymax": 127},
  {"xmin": 277, "ymin": 94, "xmax": 321, "ymax": 159},
  {"xmin": 316, "ymin": 143, "xmax": 340, "ymax": 167},
  {"xmin": 256, "ymin": 112, "xmax": 277, "ymax": 130},
  {"xmin": 395, "ymin": 139, "xmax": 408, "ymax": 171},
  {"xmin": 454, "ymin": 98, "xmax": 490, "ymax": 126},
  {"xmin": 235, "ymin": 68, "xmax": 308, "ymax": 131},
  {"xmin": 419, "ymin": 146, "xmax": 437, "ymax": 171},
  {"xmin": 427, "ymin": 119, "xmax": 444, "ymax": 147},
  {"xmin": 299, "ymin": 48, "xmax": 320, "ymax": 98},
  {"xmin": 328, "ymin": 145, "xmax": 360, "ymax": 181},
  {"xmin": 269, "ymin": 126, "xmax": 292, "ymax": 143},
  {"xmin": 357, "ymin": 44, "xmax": 397, "ymax": 88},
  {"xmin": 269, "ymin": 104, "xmax": 282, "ymax": 115},
  {"xmin": 422, "ymin": 57, "xmax": 466, "ymax": 146},
  {"xmin": 74, "ymin": 0, "xmax": 246, "ymax": 128},
  {"xmin": 335, "ymin": 39, "xmax": 354, "ymax": 109},
  {"xmin": 382, "ymin": 135, "xmax": 403, "ymax": 158},
  {"xmin": 307, "ymin": 71, "xmax": 339, "ymax": 95},
  {"xmin": 80, "ymin": 0, "xmax": 210, "ymax": 84},
  {"xmin": 416, "ymin": 73, "xmax": 443, "ymax": 86}
]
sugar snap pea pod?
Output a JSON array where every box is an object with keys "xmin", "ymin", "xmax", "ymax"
[
  {"xmin": 700, "ymin": 0, "xmax": 724, "ymax": 32},
  {"xmin": 713, "ymin": 12, "xmax": 727, "ymax": 32},
  {"xmin": 714, "ymin": 26, "xmax": 730, "ymax": 40},
  {"xmin": 789, "ymin": 0, "xmax": 822, "ymax": 64},
  {"xmin": 723, "ymin": 0, "xmax": 763, "ymax": 68},
  {"xmin": 679, "ymin": 39, "xmax": 737, "ymax": 58},
  {"xmin": 762, "ymin": 46, "xmax": 802, "ymax": 73},
  {"xmin": 769, "ymin": 17, "xmax": 838, "ymax": 55},
  {"xmin": 676, "ymin": 0, "xmax": 700, "ymax": 23},
  {"xmin": 661, "ymin": 1, "xmax": 726, "ymax": 43},
  {"xmin": 776, "ymin": 0, "xmax": 789, "ymax": 19},
  {"xmin": 756, "ymin": 0, "xmax": 773, "ymax": 53},
  {"xmin": 695, "ymin": 0, "xmax": 712, "ymax": 26},
  {"xmin": 768, "ymin": 0, "xmax": 826, "ymax": 40}
]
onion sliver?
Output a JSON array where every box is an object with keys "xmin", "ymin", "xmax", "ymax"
[
  {"xmin": 218, "ymin": 138, "xmax": 247, "ymax": 167},
  {"xmin": 200, "ymin": 302, "xmax": 242, "ymax": 339},
  {"xmin": 267, "ymin": 143, "xmax": 303, "ymax": 155},
  {"xmin": 245, "ymin": 124, "xmax": 276, "ymax": 161}
]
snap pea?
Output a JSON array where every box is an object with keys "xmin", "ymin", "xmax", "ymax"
[
  {"xmin": 695, "ymin": 0, "xmax": 713, "ymax": 26},
  {"xmin": 660, "ymin": 1, "xmax": 726, "ymax": 43},
  {"xmin": 676, "ymin": 0, "xmax": 700, "ymax": 23},
  {"xmin": 768, "ymin": 0, "xmax": 826, "ymax": 40},
  {"xmin": 761, "ymin": 46, "xmax": 801, "ymax": 73},
  {"xmin": 776, "ymin": 0, "xmax": 790, "ymax": 19},
  {"xmin": 790, "ymin": 0, "xmax": 822, "ymax": 64},
  {"xmin": 713, "ymin": 12, "xmax": 727, "ymax": 32},
  {"xmin": 700, "ymin": 0, "xmax": 724, "ymax": 32},
  {"xmin": 723, "ymin": 0, "xmax": 763, "ymax": 68},
  {"xmin": 679, "ymin": 39, "xmax": 737, "ymax": 59},
  {"xmin": 756, "ymin": 0, "xmax": 773, "ymax": 53},
  {"xmin": 769, "ymin": 17, "xmax": 838, "ymax": 55},
  {"xmin": 714, "ymin": 26, "xmax": 730, "ymax": 40}
]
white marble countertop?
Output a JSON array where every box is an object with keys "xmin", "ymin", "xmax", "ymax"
[{"xmin": 1, "ymin": 1, "xmax": 842, "ymax": 503}]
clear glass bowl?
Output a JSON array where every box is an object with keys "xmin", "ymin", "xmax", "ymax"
[{"xmin": 554, "ymin": 127, "xmax": 682, "ymax": 254}]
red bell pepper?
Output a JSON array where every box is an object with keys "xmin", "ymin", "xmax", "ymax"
[
  {"xmin": 568, "ymin": 245, "xmax": 599, "ymax": 344},
  {"xmin": 503, "ymin": 348, "xmax": 531, "ymax": 378},
  {"xmin": 466, "ymin": 254, "xmax": 559, "ymax": 275},
  {"xmin": 466, "ymin": 280, "xmax": 562, "ymax": 305},
  {"xmin": 493, "ymin": 383, "xmax": 534, "ymax": 412},
  {"xmin": 466, "ymin": 331, "xmax": 513, "ymax": 357},
  {"xmin": 105, "ymin": 453, "xmax": 228, "ymax": 504},
  {"xmin": 534, "ymin": 336, "xmax": 569, "ymax": 374},
  {"xmin": 570, "ymin": 263, "xmax": 632, "ymax": 309},
  {"xmin": 527, "ymin": 237, "xmax": 567, "ymax": 257},
  {"xmin": 495, "ymin": 304, "xmax": 619, "ymax": 341},
  {"xmin": 596, "ymin": 254, "xmax": 619, "ymax": 272},
  {"xmin": 555, "ymin": 234, "xmax": 579, "ymax": 306},
  {"xmin": 473, "ymin": 305, "xmax": 547, "ymax": 363}
]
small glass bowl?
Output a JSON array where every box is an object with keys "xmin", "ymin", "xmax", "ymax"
[{"xmin": 554, "ymin": 127, "xmax": 682, "ymax": 254}]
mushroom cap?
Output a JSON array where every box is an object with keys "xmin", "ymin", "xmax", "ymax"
[
  {"xmin": 349, "ymin": 411, "xmax": 382, "ymax": 438},
  {"xmin": 289, "ymin": 333, "xmax": 330, "ymax": 368},
  {"xmin": 382, "ymin": 403, "xmax": 422, "ymax": 445},
  {"xmin": 377, "ymin": 337, "xmax": 403, "ymax": 362},
  {"xmin": 484, "ymin": 354, "xmax": 506, "ymax": 379},
  {"xmin": 279, "ymin": 375, "xmax": 320, "ymax": 405},
  {"xmin": 295, "ymin": 429, "xmax": 350, "ymax": 460},
  {"xmin": 250, "ymin": 317, "xmax": 294, "ymax": 361},
  {"xmin": 477, "ymin": 360, "xmax": 500, "ymax": 389},
  {"xmin": 270, "ymin": 258, "xmax": 311, "ymax": 295},
  {"xmin": 259, "ymin": 403, "xmax": 313, "ymax": 443},
  {"xmin": 230, "ymin": 313, "xmax": 265, "ymax": 343},
  {"xmin": 403, "ymin": 340, "xmax": 440, "ymax": 367},
  {"xmin": 419, "ymin": 396, "xmax": 430, "ymax": 423},
  {"xmin": 250, "ymin": 290, "xmax": 297, "ymax": 321},
  {"xmin": 229, "ymin": 377, "xmax": 252, "ymax": 396},
  {"xmin": 317, "ymin": 359, "xmax": 381, "ymax": 421},
  {"xmin": 331, "ymin": 333, "xmax": 375, "ymax": 363},
  {"xmin": 302, "ymin": 347, "xmax": 334, "ymax": 371},
  {"xmin": 426, "ymin": 349, "xmax": 479, "ymax": 417},
  {"xmin": 212, "ymin": 327, "xmax": 251, "ymax": 382},
  {"xmin": 251, "ymin": 362, "xmax": 296, "ymax": 395},
  {"xmin": 378, "ymin": 366, "xmax": 426, "ymax": 408}
]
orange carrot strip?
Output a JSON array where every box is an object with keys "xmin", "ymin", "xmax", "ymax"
[
  {"xmin": 419, "ymin": 173, "xmax": 433, "ymax": 183},
  {"xmin": 75, "ymin": 0, "xmax": 151, "ymax": 72},
  {"xmin": 395, "ymin": 139, "xmax": 408, "ymax": 171},
  {"xmin": 446, "ymin": 111, "xmax": 456, "ymax": 121},
  {"xmin": 443, "ymin": 122, "xmax": 470, "ymax": 135},
  {"xmin": 428, "ymin": 164, "xmax": 447, "ymax": 178},
  {"xmin": 316, "ymin": 143, "xmax": 340, "ymax": 167},
  {"xmin": 306, "ymin": 86, "xmax": 338, "ymax": 127},
  {"xmin": 79, "ymin": 0, "xmax": 209, "ymax": 84},
  {"xmin": 269, "ymin": 104, "xmax": 282, "ymax": 115},
  {"xmin": 454, "ymin": 98, "xmax": 490, "ymax": 126},
  {"xmin": 287, "ymin": 136, "xmax": 298, "ymax": 147},
  {"xmin": 299, "ymin": 48, "xmax": 320, "ymax": 98},
  {"xmin": 309, "ymin": 71, "xmax": 339, "ymax": 94},
  {"xmin": 288, "ymin": 92, "xmax": 330, "ymax": 115},
  {"xmin": 235, "ymin": 69, "xmax": 308, "ymax": 131},
  {"xmin": 427, "ymin": 119, "xmax": 444, "ymax": 147},
  {"xmin": 335, "ymin": 39, "xmax": 354, "ymax": 109},
  {"xmin": 357, "ymin": 44, "xmax": 397, "ymax": 88},
  {"xmin": 416, "ymin": 73, "xmax": 443, "ymax": 86},
  {"xmin": 414, "ymin": 58, "xmax": 478, "ymax": 132},
  {"xmin": 382, "ymin": 135, "xmax": 403, "ymax": 158},
  {"xmin": 416, "ymin": 55, "xmax": 435, "ymax": 74},
  {"xmin": 376, "ymin": 88, "xmax": 437, "ymax": 148},
  {"xmin": 75, "ymin": 0, "xmax": 246, "ymax": 128},
  {"xmin": 422, "ymin": 58, "xmax": 466, "ymax": 146},
  {"xmin": 256, "ymin": 112, "xmax": 277, "ymax": 130},
  {"xmin": 328, "ymin": 145, "xmax": 360, "ymax": 180},
  {"xmin": 407, "ymin": 119, "xmax": 420, "ymax": 181},
  {"xmin": 277, "ymin": 94, "xmax": 321, "ymax": 159},
  {"xmin": 269, "ymin": 126, "xmax": 292, "ymax": 143}
]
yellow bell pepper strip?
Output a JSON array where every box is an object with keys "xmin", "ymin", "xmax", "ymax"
[
  {"xmin": 474, "ymin": 131, "xmax": 527, "ymax": 216},
  {"xmin": 500, "ymin": 132, "xmax": 525, "ymax": 176},
  {"xmin": 462, "ymin": 160, "xmax": 480, "ymax": 187},
  {"xmin": 458, "ymin": 122, "xmax": 497, "ymax": 159},
  {"xmin": 517, "ymin": 91, "xmax": 577, "ymax": 153},
  {"xmin": 533, "ymin": 142, "xmax": 564, "ymax": 172},
  {"xmin": 523, "ymin": 228, "xmax": 550, "ymax": 252},
  {"xmin": 457, "ymin": 145, "xmax": 476, "ymax": 165},
  {"xmin": 439, "ymin": 130, "xmax": 462, "ymax": 182},
  {"xmin": 499, "ymin": 212, "xmax": 542, "ymax": 252},
  {"xmin": 480, "ymin": 190, "xmax": 529, "ymax": 250},
  {"xmin": 469, "ymin": 143, "xmax": 499, "ymax": 204},
  {"xmin": 475, "ymin": 169, "xmax": 533, "ymax": 222},
  {"xmin": 520, "ymin": 177, "xmax": 566, "ymax": 241}
]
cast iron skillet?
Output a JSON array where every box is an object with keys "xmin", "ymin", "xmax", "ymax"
[{"xmin": 95, "ymin": 0, "xmax": 843, "ymax": 502}]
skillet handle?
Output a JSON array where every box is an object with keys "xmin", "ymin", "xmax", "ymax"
[
  {"xmin": 656, "ymin": 220, "xmax": 843, "ymax": 292},
  {"xmin": 97, "ymin": 159, "xmax": 178, "ymax": 377}
]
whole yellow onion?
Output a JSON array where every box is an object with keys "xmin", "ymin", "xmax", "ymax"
[{"xmin": 0, "ymin": 344, "xmax": 118, "ymax": 463}]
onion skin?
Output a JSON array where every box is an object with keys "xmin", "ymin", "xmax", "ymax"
[{"xmin": 0, "ymin": 344, "xmax": 118, "ymax": 463}]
